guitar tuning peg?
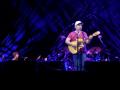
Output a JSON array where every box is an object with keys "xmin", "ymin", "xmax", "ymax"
[{"xmin": 97, "ymin": 31, "xmax": 100, "ymax": 34}]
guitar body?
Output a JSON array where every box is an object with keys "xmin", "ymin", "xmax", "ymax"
[{"xmin": 68, "ymin": 40, "xmax": 84, "ymax": 54}]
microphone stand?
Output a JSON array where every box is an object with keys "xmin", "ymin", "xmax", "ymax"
[
  {"xmin": 98, "ymin": 35, "xmax": 110, "ymax": 61},
  {"xmin": 98, "ymin": 35, "xmax": 106, "ymax": 48}
]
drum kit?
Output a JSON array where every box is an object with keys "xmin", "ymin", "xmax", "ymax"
[{"xmin": 86, "ymin": 47, "xmax": 102, "ymax": 62}]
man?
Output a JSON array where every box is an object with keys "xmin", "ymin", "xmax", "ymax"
[
  {"xmin": 12, "ymin": 51, "xmax": 20, "ymax": 61},
  {"xmin": 65, "ymin": 21, "xmax": 93, "ymax": 71}
]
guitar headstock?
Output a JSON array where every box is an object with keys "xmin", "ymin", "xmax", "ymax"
[{"xmin": 92, "ymin": 31, "xmax": 100, "ymax": 36}]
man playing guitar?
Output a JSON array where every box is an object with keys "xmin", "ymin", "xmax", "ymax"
[{"xmin": 65, "ymin": 21, "xmax": 100, "ymax": 71}]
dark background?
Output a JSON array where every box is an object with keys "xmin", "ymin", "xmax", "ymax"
[{"xmin": 0, "ymin": 0, "xmax": 120, "ymax": 60}]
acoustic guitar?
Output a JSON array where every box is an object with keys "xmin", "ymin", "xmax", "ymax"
[{"xmin": 68, "ymin": 31, "xmax": 100, "ymax": 54}]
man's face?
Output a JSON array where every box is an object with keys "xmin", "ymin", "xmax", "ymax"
[{"xmin": 75, "ymin": 24, "xmax": 82, "ymax": 31}]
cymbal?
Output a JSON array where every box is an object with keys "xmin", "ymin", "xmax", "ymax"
[{"xmin": 87, "ymin": 47, "xmax": 102, "ymax": 54}]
